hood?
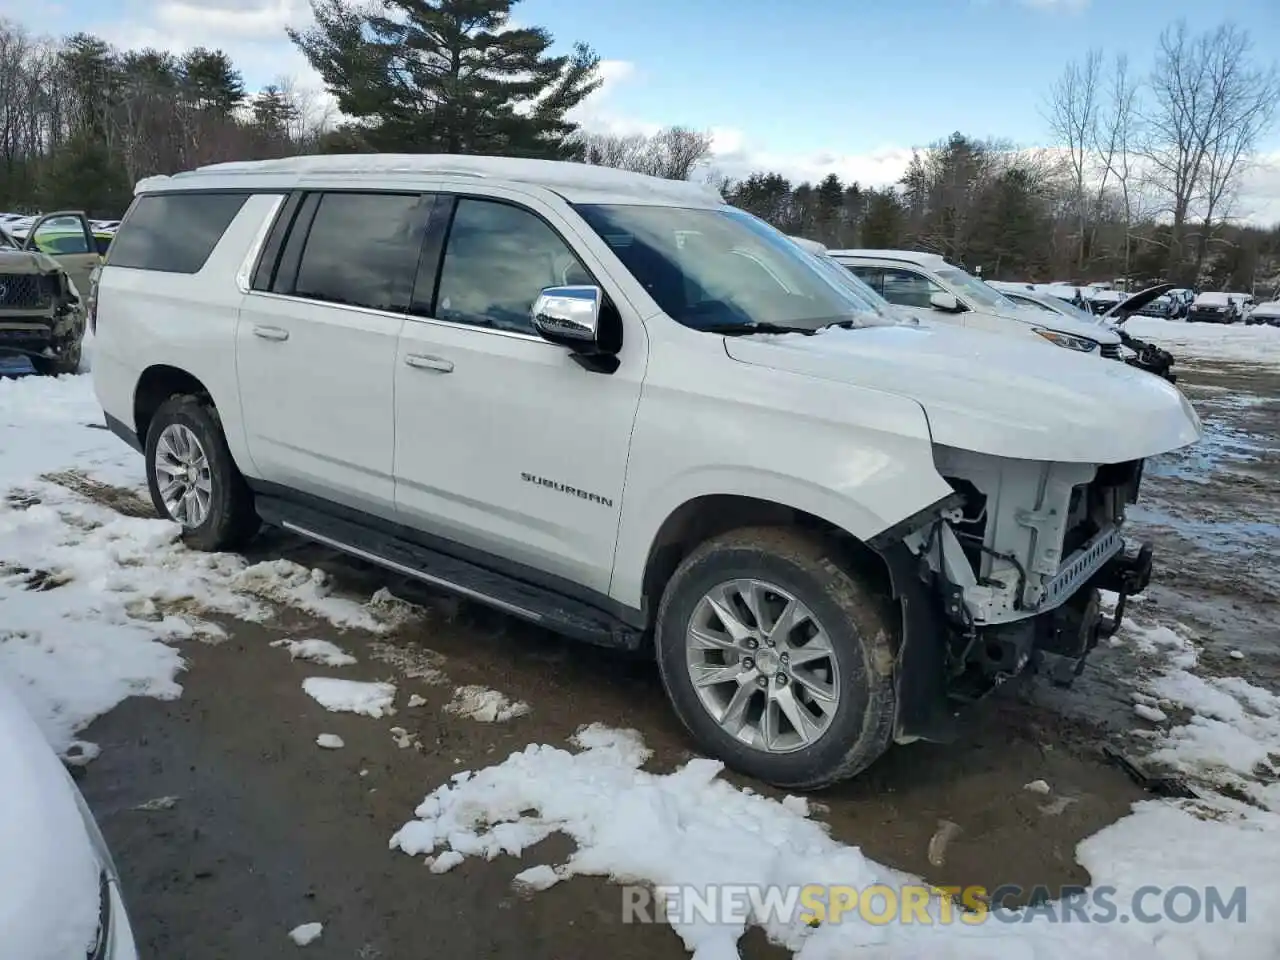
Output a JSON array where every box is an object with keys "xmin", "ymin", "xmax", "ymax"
[
  {"xmin": 1251, "ymin": 300, "xmax": 1280, "ymax": 317},
  {"xmin": 1103, "ymin": 283, "xmax": 1176, "ymax": 325},
  {"xmin": 725, "ymin": 323, "xmax": 1202, "ymax": 463},
  {"xmin": 0, "ymin": 249, "xmax": 62, "ymax": 275},
  {"xmin": 984, "ymin": 299, "xmax": 1122, "ymax": 344},
  {"xmin": 0, "ymin": 680, "xmax": 101, "ymax": 960}
]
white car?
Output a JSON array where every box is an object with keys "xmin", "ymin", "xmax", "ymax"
[
  {"xmin": 92, "ymin": 154, "xmax": 1201, "ymax": 787},
  {"xmin": 0, "ymin": 679, "xmax": 138, "ymax": 959},
  {"xmin": 1248, "ymin": 299, "xmax": 1280, "ymax": 326},
  {"xmin": 829, "ymin": 250, "xmax": 1125, "ymax": 359}
]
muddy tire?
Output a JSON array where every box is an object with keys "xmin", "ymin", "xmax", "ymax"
[
  {"xmin": 144, "ymin": 395, "xmax": 259, "ymax": 551},
  {"xmin": 655, "ymin": 526, "xmax": 897, "ymax": 790}
]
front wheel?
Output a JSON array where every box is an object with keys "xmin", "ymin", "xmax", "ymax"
[
  {"xmin": 144, "ymin": 395, "xmax": 259, "ymax": 551},
  {"xmin": 655, "ymin": 527, "xmax": 898, "ymax": 790}
]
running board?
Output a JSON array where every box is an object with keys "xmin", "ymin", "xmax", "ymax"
[{"xmin": 255, "ymin": 496, "xmax": 642, "ymax": 651}]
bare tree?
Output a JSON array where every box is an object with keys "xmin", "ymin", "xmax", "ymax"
[
  {"xmin": 1096, "ymin": 54, "xmax": 1144, "ymax": 279},
  {"xmin": 1046, "ymin": 48, "xmax": 1103, "ymax": 270},
  {"xmin": 1143, "ymin": 21, "xmax": 1279, "ymax": 279},
  {"xmin": 578, "ymin": 125, "xmax": 714, "ymax": 180}
]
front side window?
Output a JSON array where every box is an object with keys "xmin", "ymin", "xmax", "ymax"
[
  {"xmin": 434, "ymin": 198, "xmax": 591, "ymax": 334},
  {"xmin": 292, "ymin": 192, "xmax": 429, "ymax": 313},
  {"xmin": 879, "ymin": 268, "xmax": 945, "ymax": 309},
  {"xmin": 575, "ymin": 204, "xmax": 881, "ymax": 333},
  {"xmin": 109, "ymin": 193, "xmax": 250, "ymax": 273},
  {"xmin": 32, "ymin": 216, "xmax": 91, "ymax": 255}
]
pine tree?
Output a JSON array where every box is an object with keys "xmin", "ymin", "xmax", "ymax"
[
  {"xmin": 181, "ymin": 49, "xmax": 247, "ymax": 115},
  {"xmin": 288, "ymin": 0, "xmax": 601, "ymax": 158}
]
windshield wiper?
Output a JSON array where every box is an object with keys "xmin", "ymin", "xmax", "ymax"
[{"xmin": 708, "ymin": 322, "xmax": 817, "ymax": 336}]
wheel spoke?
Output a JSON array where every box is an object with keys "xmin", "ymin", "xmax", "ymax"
[
  {"xmin": 690, "ymin": 662, "xmax": 747, "ymax": 688},
  {"xmin": 153, "ymin": 459, "xmax": 183, "ymax": 479},
  {"xmin": 790, "ymin": 669, "xmax": 837, "ymax": 708},
  {"xmin": 766, "ymin": 596, "xmax": 807, "ymax": 645},
  {"xmin": 689, "ymin": 625, "xmax": 740, "ymax": 653},
  {"xmin": 718, "ymin": 680, "xmax": 756, "ymax": 740},
  {"xmin": 705, "ymin": 584, "xmax": 753, "ymax": 641},
  {"xmin": 758, "ymin": 697, "xmax": 780, "ymax": 751},
  {"xmin": 774, "ymin": 686, "xmax": 823, "ymax": 745},
  {"xmin": 732, "ymin": 579, "xmax": 767, "ymax": 631},
  {"xmin": 787, "ymin": 634, "xmax": 833, "ymax": 666}
]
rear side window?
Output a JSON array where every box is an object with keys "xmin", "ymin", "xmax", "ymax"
[
  {"xmin": 290, "ymin": 192, "xmax": 429, "ymax": 313},
  {"xmin": 108, "ymin": 193, "xmax": 249, "ymax": 273}
]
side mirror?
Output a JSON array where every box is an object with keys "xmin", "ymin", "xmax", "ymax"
[
  {"xmin": 532, "ymin": 285, "xmax": 601, "ymax": 347},
  {"xmin": 929, "ymin": 291, "xmax": 961, "ymax": 313}
]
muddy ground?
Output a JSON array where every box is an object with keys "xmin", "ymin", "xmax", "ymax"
[{"xmin": 70, "ymin": 358, "xmax": 1277, "ymax": 960}]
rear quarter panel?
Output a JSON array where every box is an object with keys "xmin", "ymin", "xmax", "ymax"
[{"xmin": 92, "ymin": 193, "xmax": 282, "ymax": 477}]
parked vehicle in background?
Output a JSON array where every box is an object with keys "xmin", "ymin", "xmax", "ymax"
[
  {"xmin": 0, "ymin": 678, "xmax": 139, "ymax": 959},
  {"xmin": 995, "ymin": 284, "xmax": 1179, "ymax": 382},
  {"xmin": 1247, "ymin": 299, "xmax": 1280, "ymax": 326},
  {"xmin": 1187, "ymin": 291, "xmax": 1241, "ymax": 323},
  {"xmin": 830, "ymin": 249, "xmax": 1125, "ymax": 359},
  {"xmin": 0, "ymin": 215, "xmax": 92, "ymax": 375},
  {"xmin": 1084, "ymin": 288, "xmax": 1125, "ymax": 315},
  {"xmin": 92, "ymin": 154, "xmax": 1202, "ymax": 788},
  {"xmin": 1168, "ymin": 289, "xmax": 1194, "ymax": 318}
]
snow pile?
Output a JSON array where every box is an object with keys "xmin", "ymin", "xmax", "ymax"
[
  {"xmin": 302, "ymin": 678, "xmax": 396, "ymax": 718},
  {"xmin": 271, "ymin": 637, "xmax": 357, "ymax": 667},
  {"xmin": 444, "ymin": 684, "xmax": 530, "ymax": 723},
  {"xmin": 315, "ymin": 734, "xmax": 344, "ymax": 750},
  {"xmin": 1122, "ymin": 620, "xmax": 1280, "ymax": 811},
  {"xmin": 0, "ymin": 373, "xmax": 411, "ymax": 754},
  {"xmin": 392, "ymin": 723, "xmax": 1280, "ymax": 959},
  {"xmin": 287, "ymin": 922, "xmax": 323, "ymax": 946},
  {"xmin": 1125, "ymin": 318, "xmax": 1280, "ymax": 366}
]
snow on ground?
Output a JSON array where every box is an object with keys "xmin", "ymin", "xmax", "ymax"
[
  {"xmin": 302, "ymin": 678, "xmax": 396, "ymax": 718},
  {"xmin": 444, "ymin": 684, "xmax": 530, "ymax": 723},
  {"xmin": 393, "ymin": 723, "xmax": 1280, "ymax": 960},
  {"xmin": 315, "ymin": 734, "xmax": 344, "ymax": 750},
  {"xmin": 0, "ymin": 374, "xmax": 411, "ymax": 755},
  {"xmin": 1126, "ymin": 318, "xmax": 1280, "ymax": 366},
  {"xmin": 271, "ymin": 637, "xmax": 358, "ymax": 667}
]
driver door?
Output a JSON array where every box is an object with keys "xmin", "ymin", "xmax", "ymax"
[{"xmin": 22, "ymin": 212, "xmax": 101, "ymax": 299}]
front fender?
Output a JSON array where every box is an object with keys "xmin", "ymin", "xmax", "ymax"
[{"xmin": 608, "ymin": 334, "xmax": 955, "ymax": 609}]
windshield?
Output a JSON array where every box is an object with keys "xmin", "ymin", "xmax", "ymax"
[
  {"xmin": 936, "ymin": 265, "xmax": 1016, "ymax": 310},
  {"xmin": 574, "ymin": 204, "xmax": 884, "ymax": 332}
]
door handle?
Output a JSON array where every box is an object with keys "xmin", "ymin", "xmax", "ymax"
[
  {"xmin": 252, "ymin": 325, "xmax": 290, "ymax": 342},
  {"xmin": 404, "ymin": 354, "xmax": 454, "ymax": 373}
]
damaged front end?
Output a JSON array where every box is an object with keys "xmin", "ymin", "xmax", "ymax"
[
  {"xmin": 0, "ymin": 251, "xmax": 83, "ymax": 367},
  {"xmin": 875, "ymin": 447, "xmax": 1157, "ymax": 743}
]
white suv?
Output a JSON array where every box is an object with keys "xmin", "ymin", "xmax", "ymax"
[
  {"xmin": 831, "ymin": 250, "xmax": 1125, "ymax": 358},
  {"xmin": 91, "ymin": 155, "xmax": 1201, "ymax": 789}
]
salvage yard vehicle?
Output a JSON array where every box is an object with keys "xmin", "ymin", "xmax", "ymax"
[
  {"xmin": 0, "ymin": 214, "xmax": 94, "ymax": 375},
  {"xmin": 830, "ymin": 250, "xmax": 1127, "ymax": 359},
  {"xmin": 0, "ymin": 678, "xmax": 139, "ymax": 959},
  {"xmin": 92, "ymin": 155, "xmax": 1202, "ymax": 788},
  {"xmin": 1187, "ymin": 291, "xmax": 1241, "ymax": 323},
  {"xmin": 1248, "ymin": 299, "xmax": 1280, "ymax": 326}
]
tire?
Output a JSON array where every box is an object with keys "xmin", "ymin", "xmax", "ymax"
[
  {"xmin": 655, "ymin": 526, "xmax": 897, "ymax": 790},
  {"xmin": 144, "ymin": 394, "xmax": 260, "ymax": 551},
  {"xmin": 31, "ymin": 340, "xmax": 81, "ymax": 377}
]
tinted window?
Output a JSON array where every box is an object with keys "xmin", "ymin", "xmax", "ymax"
[
  {"xmin": 879, "ymin": 268, "xmax": 945, "ymax": 309},
  {"xmin": 435, "ymin": 199, "xmax": 591, "ymax": 334},
  {"xmin": 108, "ymin": 192, "xmax": 249, "ymax": 273},
  {"xmin": 847, "ymin": 265, "xmax": 882, "ymax": 294},
  {"xmin": 291, "ymin": 192, "xmax": 428, "ymax": 313}
]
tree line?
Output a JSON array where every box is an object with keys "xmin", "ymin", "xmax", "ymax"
[{"xmin": 0, "ymin": 1, "xmax": 1275, "ymax": 290}]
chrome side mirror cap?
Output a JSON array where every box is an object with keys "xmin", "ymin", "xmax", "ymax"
[{"xmin": 532, "ymin": 285, "xmax": 601, "ymax": 346}]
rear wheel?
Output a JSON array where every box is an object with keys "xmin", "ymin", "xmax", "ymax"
[
  {"xmin": 144, "ymin": 395, "xmax": 259, "ymax": 551},
  {"xmin": 655, "ymin": 527, "xmax": 897, "ymax": 790}
]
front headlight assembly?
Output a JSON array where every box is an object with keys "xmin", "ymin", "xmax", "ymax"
[{"xmin": 1033, "ymin": 328, "xmax": 1099, "ymax": 352}]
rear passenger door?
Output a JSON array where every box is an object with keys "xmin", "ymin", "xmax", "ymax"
[{"xmin": 236, "ymin": 191, "xmax": 431, "ymax": 516}]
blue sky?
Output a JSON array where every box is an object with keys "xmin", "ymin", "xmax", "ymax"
[{"xmin": 6, "ymin": 0, "xmax": 1279, "ymax": 212}]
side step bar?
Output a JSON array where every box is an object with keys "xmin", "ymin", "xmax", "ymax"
[{"xmin": 255, "ymin": 496, "xmax": 643, "ymax": 651}]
